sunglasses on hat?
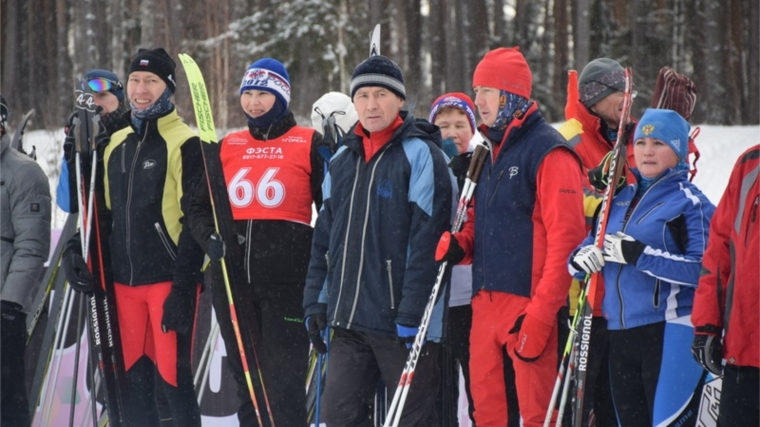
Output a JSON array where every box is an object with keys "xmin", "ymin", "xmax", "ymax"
[{"xmin": 83, "ymin": 77, "xmax": 123, "ymax": 93}]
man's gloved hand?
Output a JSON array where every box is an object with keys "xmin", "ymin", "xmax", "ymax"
[
  {"xmin": 571, "ymin": 245, "xmax": 605, "ymax": 275},
  {"xmin": 435, "ymin": 231, "xmax": 465, "ymax": 265},
  {"xmin": 305, "ymin": 309, "xmax": 328, "ymax": 354},
  {"xmin": 508, "ymin": 313, "xmax": 553, "ymax": 362},
  {"xmin": 396, "ymin": 324, "xmax": 423, "ymax": 349},
  {"xmin": 603, "ymin": 231, "xmax": 646, "ymax": 265},
  {"xmin": 62, "ymin": 235, "xmax": 94, "ymax": 293},
  {"xmin": 692, "ymin": 325, "xmax": 723, "ymax": 376},
  {"xmin": 63, "ymin": 111, "xmax": 78, "ymax": 163},
  {"xmin": 207, "ymin": 233, "xmax": 225, "ymax": 262},
  {"xmin": 588, "ymin": 150, "xmax": 627, "ymax": 194},
  {"xmin": 161, "ymin": 279, "xmax": 197, "ymax": 335}
]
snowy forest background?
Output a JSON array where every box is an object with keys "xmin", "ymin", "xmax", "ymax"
[{"xmin": 1, "ymin": 0, "xmax": 759, "ymax": 132}]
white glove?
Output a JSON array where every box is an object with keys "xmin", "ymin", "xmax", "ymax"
[
  {"xmin": 603, "ymin": 231, "xmax": 645, "ymax": 264},
  {"xmin": 571, "ymin": 245, "xmax": 605, "ymax": 274}
]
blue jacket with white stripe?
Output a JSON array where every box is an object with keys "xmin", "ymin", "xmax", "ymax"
[
  {"xmin": 303, "ymin": 112, "xmax": 455, "ymax": 341},
  {"xmin": 572, "ymin": 168, "xmax": 715, "ymax": 330}
]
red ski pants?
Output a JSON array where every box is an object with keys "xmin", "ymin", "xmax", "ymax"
[
  {"xmin": 470, "ymin": 290, "xmax": 559, "ymax": 427},
  {"xmin": 114, "ymin": 281, "xmax": 196, "ymax": 387}
]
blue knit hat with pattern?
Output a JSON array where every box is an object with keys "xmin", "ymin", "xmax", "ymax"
[{"xmin": 239, "ymin": 58, "xmax": 291, "ymax": 109}]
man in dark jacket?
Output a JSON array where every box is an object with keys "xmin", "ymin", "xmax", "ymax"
[
  {"xmin": 303, "ymin": 55, "xmax": 455, "ymax": 427},
  {"xmin": 0, "ymin": 95, "xmax": 52, "ymax": 427}
]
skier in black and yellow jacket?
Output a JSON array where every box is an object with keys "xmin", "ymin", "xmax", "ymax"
[{"xmin": 63, "ymin": 47, "xmax": 205, "ymax": 427}]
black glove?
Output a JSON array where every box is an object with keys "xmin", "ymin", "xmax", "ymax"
[
  {"xmin": 207, "ymin": 233, "xmax": 225, "ymax": 262},
  {"xmin": 588, "ymin": 150, "xmax": 627, "ymax": 194},
  {"xmin": 435, "ymin": 231, "xmax": 466, "ymax": 265},
  {"xmin": 1, "ymin": 301, "xmax": 27, "ymax": 350},
  {"xmin": 305, "ymin": 307, "xmax": 327, "ymax": 354},
  {"xmin": 1, "ymin": 301, "xmax": 24, "ymax": 323},
  {"xmin": 448, "ymin": 152, "xmax": 473, "ymax": 180},
  {"xmin": 61, "ymin": 235, "xmax": 94, "ymax": 293},
  {"xmin": 161, "ymin": 279, "xmax": 197, "ymax": 335},
  {"xmin": 62, "ymin": 111, "xmax": 110, "ymax": 163},
  {"xmin": 692, "ymin": 325, "xmax": 723, "ymax": 376}
]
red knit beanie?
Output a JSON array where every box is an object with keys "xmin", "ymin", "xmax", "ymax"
[{"xmin": 472, "ymin": 47, "xmax": 532, "ymax": 99}]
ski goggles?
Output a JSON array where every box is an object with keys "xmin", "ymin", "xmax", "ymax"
[{"xmin": 83, "ymin": 77, "xmax": 123, "ymax": 93}]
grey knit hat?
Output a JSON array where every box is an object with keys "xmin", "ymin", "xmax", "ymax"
[{"xmin": 578, "ymin": 58, "xmax": 625, "ymax": 107}]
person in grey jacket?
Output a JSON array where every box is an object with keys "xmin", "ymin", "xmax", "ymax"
[{"xmin": 0, "ymin": 94, "xmax": 52, "ymax": 427}]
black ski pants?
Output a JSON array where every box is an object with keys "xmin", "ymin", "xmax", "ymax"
[
  {"xmin": 322, "ymin": 328, "xmax": 440, "ymax": 427},
  {"xmin": 1, "ymin": 306, "xmax": 29, "ymax": 427},
  {"xmin": 211, "ymin": 277, "xmax": 308, "ymax": 427},
  {"xmin": 718, "ymin": 364, "xmax": 759, "ymax": 427}
]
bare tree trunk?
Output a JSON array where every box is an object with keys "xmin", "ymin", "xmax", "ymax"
[
  {"xmin": 56, "ymin": 0, "xmax": 73, "ymax": 125},
  {"xmin": 553, "ymin": 0, "xmax": 569, "ymax": 104},
  {"xmin": 703, "ymin": 0, "xmax": 731, "ymax": 124},
  {"xmin": 747, "ymin": 0, "xmax": 760, "ymax": 123},
  {"xmin": 429, "ymin": 0, "xmax": 447, "ymax": 96},
  {"xmin": 574, "ymin": 0, "xmax": 590, "ymax": 69},
  {"xmin": 445, "ymin": 2, "xmax": 462, "ymax": 92},
  {"xmin": 404, "ymin": 0, "xmax": 422, "ymax": 113},
  {"xmin": 140, "ymin": 0, "xmax": 156, "ymax": 47}
]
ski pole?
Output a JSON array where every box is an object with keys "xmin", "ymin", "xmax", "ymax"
[
  {"xmin": 196, "ymin": 318, "xmax": 220, "ymax": 405},
  {"xmin": 543, "ymin": 285, "xmax": 588, "ymax": 426},
  {"xmin": 383, "ymin": 136, "xmax": 490, "ymax": 427},
  {"xmin": 570, "ymin": 68, "xmax": 634, "ymax": 427}
]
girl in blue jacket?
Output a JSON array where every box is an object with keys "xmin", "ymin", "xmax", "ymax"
[{"xmin": 570, "ymin": 109, "xmax": 715, "ymax": 427}]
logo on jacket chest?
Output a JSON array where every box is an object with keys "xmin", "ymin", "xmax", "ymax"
[
  {"xmin": 142, "ymin": 159, "xmax": 156, "ymax": 170},
  {"xmin": 377, "ymin": 179, "xmax": 393, "ymax": 199},
  {"xmin": 508, "ymin": 166, "xmax": 519, "ymax": 179}
]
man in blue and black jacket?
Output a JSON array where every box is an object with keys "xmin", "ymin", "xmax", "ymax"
[{"xmin": 303, "ymin": 54, "xmax": 455, "ymax": 427}]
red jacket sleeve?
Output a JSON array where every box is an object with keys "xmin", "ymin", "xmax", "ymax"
[
  {"xmin": 525, "ymin": 148, "xmax": 587, "ymax": 326},
  {"xmin": 692, "ymin": 162, "xmax": 736, "ymax": 330}
]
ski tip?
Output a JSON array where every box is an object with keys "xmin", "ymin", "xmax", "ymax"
[{"xmin": 369, "ymin": 23, "xmax": 381, "ymax": 57}]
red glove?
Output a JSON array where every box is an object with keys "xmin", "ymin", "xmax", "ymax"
[
  {"xmin": 508, "ymin": 313, "xmax": 554, "ymax": 362},
  {"xmin": 435, "ymin": 231, "xmax": 465, "ymax": 264}
]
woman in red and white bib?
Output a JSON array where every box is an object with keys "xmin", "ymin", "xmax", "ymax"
[{"xmin": 187, "ymin": 58, "xmax": 324, "ymax": 427}]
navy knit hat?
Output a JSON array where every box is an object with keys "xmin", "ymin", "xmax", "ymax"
[
  {"xmin": 83, "ymin": 69, "xmax": 124, "ymax": 101},
  {"xmin": 350, "ymin": 55, "xmax": 406, "ymax": 100},
  {"xmin": 579, "ymin": 58, "xmax": 625, "ymax": 107},
  {"xmin": 128, "ymin": 48, "xmax": 177, "ymax": 94},
  {"xmin": 239, "ymin": 58, "xmax": 291, "ymax": 108},
  {"xmin": 634, "ymin": 108, "xmax": 690, "ymax": 167}
]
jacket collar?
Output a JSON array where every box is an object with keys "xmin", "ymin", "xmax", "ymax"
[{"xmin": 248, "ymin": 111, "xmax": 297, "ymax": 141}]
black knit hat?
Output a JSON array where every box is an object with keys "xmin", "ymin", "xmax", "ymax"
[
  {"xmin": 128, "ymin": 48, "xmax": 177, "ymax": 93},
  {"xmin": 350, "ymin": 55, "xmax": 406, "ymax": 100},
  {"xmin": 579, "ymin": 58, "xmax": 625, "ymax": 107}
]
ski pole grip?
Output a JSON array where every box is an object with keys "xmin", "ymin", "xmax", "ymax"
[{"xmin": 467, "ymin": 133, "xmax": 490, "ymax": 185}]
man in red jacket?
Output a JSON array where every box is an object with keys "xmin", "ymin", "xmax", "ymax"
[
  {"xmin": 437, "ymin": 47, "xmax": 585, "ymax": 427},
  {"xmin": 692, "ymin": 144, "xmax": 760, "ymax": 427}
]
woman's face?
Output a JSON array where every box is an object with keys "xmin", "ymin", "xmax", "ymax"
[
  {"xmin": 240, "ymin": 90, "xmax": 276, "ymax": 118},
  {"xmin": 434, "ymin": 108, "xmax": 474, "ymax": 154},
  {"xmin": 634, "ymin": 137, "xmax": 679, "ymax": 178}
]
